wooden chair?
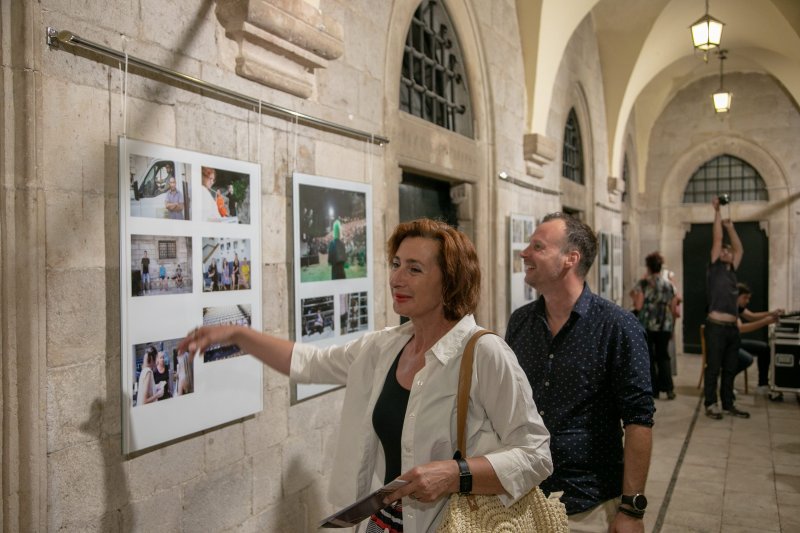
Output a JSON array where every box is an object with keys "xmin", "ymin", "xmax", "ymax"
[{"xmin": 697, "ymin": 323, "xmax": 748, "ymax": 394}]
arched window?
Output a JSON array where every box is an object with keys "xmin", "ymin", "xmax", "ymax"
[
  {"xmin": 562, "ymin": 108, "xmax": 584, "ymax": 184},
  {"xmin": 621, "ymin": 153, "xmax": 630, "ymax": 203},
  {"xmin": 682, "ymin": 154, "xmax": 768, "ymax": 203},
  {"xmin": 399, "ymin": 0, "xmax": 473, "ymax": 137}
]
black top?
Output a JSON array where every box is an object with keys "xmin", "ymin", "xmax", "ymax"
[
  {"xmin": 372, "ymin": 347, "xmax": 411, "ymax": 484},
  {"xmin": 506, "ymin": 283, "xmax": 654, "ymax": 515},
  {"xmin": 153, "ymin": 367, "xmax": 172, "ymax": 400},
  {"xmin": 707, "ymin": 259, "xmax": 738, "ymax": 315}
]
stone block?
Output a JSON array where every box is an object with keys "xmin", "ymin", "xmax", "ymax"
[
  {"xmin": 261, "ymin": 263, "xmax": 290, "ymax": 336},
  {"xmin": 42, "ymin": 79, "xmax": 109, "ymax": 193},
  {"xmin": 46, "ymin": 268, "xmax": 107, "ymax": 367},
  {"xmin": 205, "ymin": 422, "xmax": 245, "ymax": 472},
  {"xmin": 139, "ymin": 0, "xmax": 219, "ymax": 62},
  {"xmin": 127, "ymin": 434, "xmax": 204, "ymax": 501},
  {"xmin": 314, "ymin": 143, "xmax": 365, "ymax": 182},
  {"xmin": 47, "ymin": 360, "xmax": 105, "ymax": 452},
  {"xmin": 357, "ymin": 73, "xmax": 383, "ymax": 125},
  {"xmin": 245, "ymin": 387, "xmax": 289, "ymax": 454},
  {"xmin": 121, "ymin": 487, "xmax": 181, "ymax": 533},
  {"xmin": 262, "ymin": 193, "xmax": 287, "ymax": 263},
  {"xmin": 282, "ymin": 432, "xmax": 322, "ymax": 495},
  {"xmin": 288, "ymin": 388, "xmax": 344, "ymax": 434},
  {"xmin": 43, "ymin": 0, "xmax": 137, "ymax": 37},
  {"xmin": 110, "ymin": 96, "xmax": 176, "ymax": 148},
  {"xmin": 182, "ymin": 461, "xmax": 253, "ymax": 531},
  {"xmin": 251, "ymin": 443, "xmax": 283, "ymax": 512},
  {"xmin": 237, "ymin": 497, "xmax": 310, "ymax": 533},
  {"xmin": 176, "ymin": 107, "xmax": 239, "ymax": 159},
  {"xmin": 45, "ymin": 191, "xmax": 107, "ymax": 270},
  {"xmin": 47, "ymin": 439, "xmax": 128, "ymax": 531}
]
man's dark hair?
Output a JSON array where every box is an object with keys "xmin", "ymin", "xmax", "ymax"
[
  {"xmin": 737, "ymin": 282, "xmax": 751, "ymax": 296},
  {"xmin": 541, "ymin": 212, "xmax": 598, "ymax": 278},
  {"xmin": 645, "ymin": 251, "xmax": 664, "ymax": 274}
]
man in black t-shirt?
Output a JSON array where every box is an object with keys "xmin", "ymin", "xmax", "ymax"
[
  {"xmin": 704, "ymin": 197, "xmax": 748, "ymax": 419},
  {"xmin": 141, "ymin": 251, "xmax": 151, "ymax": 293}
]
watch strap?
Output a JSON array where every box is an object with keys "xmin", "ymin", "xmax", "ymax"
[
  {"xmin": 456, "ymin": 458, "xmax": 472, "ymax": 494},
  {"xmin": 618, "ymin": 505, "xmax": 644, "ymax": 519}
]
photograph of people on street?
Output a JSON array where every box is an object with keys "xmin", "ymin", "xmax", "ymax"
[
  {"xmin": 297, "ymin": 183, "xmax": 367, "ymax": 283},
  {"xmin": 130, "ymin": 235, "xmax": 192, "ymax": 296},
  {"xmin": 201, "ymin": 237, "xmax": 252, "ymax": 292}
]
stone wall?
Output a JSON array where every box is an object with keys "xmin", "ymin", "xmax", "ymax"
[{"xmin": 1, "ymin": 0, "xmax": 536, "ymax": 530}]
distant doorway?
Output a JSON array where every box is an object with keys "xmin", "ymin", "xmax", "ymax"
[
  {"xmin": 682, "ymin": 222, "xmax": 769, "ymax": 353},
  {"xmin": 397, "ymin": 172, "xmax": 457, "ymax": 323},
  {"xmin": 399, "ymin": 172, "xmax": 457, "ymax": 225}
]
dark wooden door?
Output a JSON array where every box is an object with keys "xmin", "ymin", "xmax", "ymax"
[
  {"xmin": 399, "ymin": 172, "xmax": 457, "ymax": 225},
  {"xmin": 682, "ymin": 222, "xmax": 769, "ymax": 353}
]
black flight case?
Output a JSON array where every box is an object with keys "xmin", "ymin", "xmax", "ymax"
[{"xmin": 770, "ymin": 316, "xmax": 800, "ymax": 393}]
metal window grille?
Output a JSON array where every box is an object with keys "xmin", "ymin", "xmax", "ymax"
[
  {"xmin": 562, "ymin": 108, "xmax": 584, "ymax": 184},
  {"xmin": 682, "ymin": 154, "xmax": 768, "ymax": 203},
  {"xmin": 158, "ymin": 240, "xmax": 177, "ymax": 259},
  {"xmin": 400, "ymin": 0, "xmax": 473, "ymax": 137},
  {"xmin": 622, "ymin": 153, "xmax": 630, "ymax": 203}
]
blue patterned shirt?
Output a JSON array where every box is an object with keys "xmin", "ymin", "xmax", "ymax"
[{"xmin": 506, "ymin": 283, "xmax": 654, "ymax": 514}]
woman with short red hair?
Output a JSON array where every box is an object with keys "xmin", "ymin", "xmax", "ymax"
[{"xmin": 179, "ymin": 218, "xmax": 552, "ymax": 533}]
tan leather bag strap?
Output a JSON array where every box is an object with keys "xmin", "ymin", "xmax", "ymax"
[{"xmin": 456, "ymin": 330, "xmax": 499, "ymax": 457}]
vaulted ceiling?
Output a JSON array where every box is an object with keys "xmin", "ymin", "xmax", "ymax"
[{"xmin": 517, "ymin": 0, "xmax": 800, "ymax": 178}]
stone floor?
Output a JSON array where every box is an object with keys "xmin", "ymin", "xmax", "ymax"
[{"xmin": 645, "ymin": 352, "xmax": 800, "ymax": 533}]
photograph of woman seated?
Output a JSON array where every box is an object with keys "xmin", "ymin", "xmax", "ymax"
[{"xmin": 179, "ymin": 218, "xmax": 552, "ymax": 533}]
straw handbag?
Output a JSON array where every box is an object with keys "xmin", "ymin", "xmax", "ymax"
[{"xmin": 437, "ymin": 330, "xmax": 569, "ymax": 533}]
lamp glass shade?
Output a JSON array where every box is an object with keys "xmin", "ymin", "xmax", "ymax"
[
  {"xmin": 712, "ymin": 90, "xmax": 732, "ymax": 113},
  {"xmin": 690, "ymin": 15, "xmax": 724, "ymax": 50}
]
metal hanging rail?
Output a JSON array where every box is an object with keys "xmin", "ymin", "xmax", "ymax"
[{"xmin": 45, "ymin": 27, "xmax": 390, "ymax": 146}]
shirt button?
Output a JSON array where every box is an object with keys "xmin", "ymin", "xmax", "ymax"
[
  {"xmin": 539, "ymin": 410, "xmax": 545, "ymax": 416},
  {"xmin": 549, "ymin": 354, "xmax": 554, "ymax": 359},
  {"xmin": 408, "ymin": 413, "xmax": 415, "ymax": 418},
  {"xmin": 545, "ymin": 381, "xmax": 550, "ymax": 387},
  {"xmin": 417, "ymin": 380, "xmax": 423, "ymax": 386}
]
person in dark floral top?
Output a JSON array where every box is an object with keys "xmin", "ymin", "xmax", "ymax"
[
  {"xmin": 631, "ymin": 251, "xmax": 680, "ymax": 400},
  {"xmin": 506, "ymin": 212, "xmax": 654, "ymax": 533}
]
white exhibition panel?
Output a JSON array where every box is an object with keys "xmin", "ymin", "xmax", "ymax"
[
  {"xmin": 120, "ymin": 137, "xmax": 263, "ymax": 453},
  {"xmin": 291, "ymin": 173, "xmax": 374, "ymax": 402}
]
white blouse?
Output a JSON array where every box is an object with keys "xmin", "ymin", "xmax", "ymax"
[{"xmin": 291, "ymin": 314, "xmax": 552, "ymax": 533}]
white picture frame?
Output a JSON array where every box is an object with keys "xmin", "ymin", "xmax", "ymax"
[
  {"xmin": 291, "ymin": 173, "xmax": 373, "ymax": 403},
  {"xmin": 509, "ymin": 213, "xmax": 537, "ymax": 314},
  {"xmin": 119, "ymin": 137, "xmax": 263, "ymax": 453}
]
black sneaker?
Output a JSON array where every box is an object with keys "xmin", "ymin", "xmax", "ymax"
[
  {"xmin": 768, "ymin": 391, "xmax": 784, "ymax": 402},
  {"xmin": 705, "ymin": 405, "xmax": 723, "ymax": 420},
  {"xmin": 723, "ymin": 407, "xmax": 750, "ymax": 418},
  {"xmin": 666, "ymin": 391, "xmax": 676, "ymax": 400}
]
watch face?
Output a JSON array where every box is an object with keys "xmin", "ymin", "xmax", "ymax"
[{"xmin": 633, "ymin": 494, "xmax": 648, "ymax": 511}]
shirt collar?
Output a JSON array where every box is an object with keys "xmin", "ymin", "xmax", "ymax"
[
  {"xmin": 429, "ymin": 315, "xmax": 477, "ymax": 365},
  {"xmin": 533, "ymin": 282, "xmax": 593, "ymax": 319}
]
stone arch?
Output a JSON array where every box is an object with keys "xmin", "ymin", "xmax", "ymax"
[
  {"xmin": 658, "ymin": 135, "xmax": 791, "ymax": 350},
  {"xmin": 558, "ymin": 81, "xmax": 595, "ymax": 215},
  {"xmin": 661, "ymin": 136, "xmax": 788, "ymax": 208},
  {"xmin": 382, "ymin": 0, "xmax": 495, "ymax": 322}
]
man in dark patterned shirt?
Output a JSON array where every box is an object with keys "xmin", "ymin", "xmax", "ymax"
[{"xmin": 506, "ymin": 213, "xmax": 655, "ymax": 533}]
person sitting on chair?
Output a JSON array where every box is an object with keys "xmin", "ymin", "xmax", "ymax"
[{"xmin": 735, "ymin": 283, "xmax": 783, "ymax": 398}]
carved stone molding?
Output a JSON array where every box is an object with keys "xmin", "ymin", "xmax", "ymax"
[
  {"xmin": 523, "ymin": 133, "xmax": 557, "ymax": 178},
  {"xmin": 607, "ymin": 175, "xmax": 625, "ymax": 196},
  {"xmin": 216, "ymin": 0, "xmax": 344, "ymax": 98}
]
